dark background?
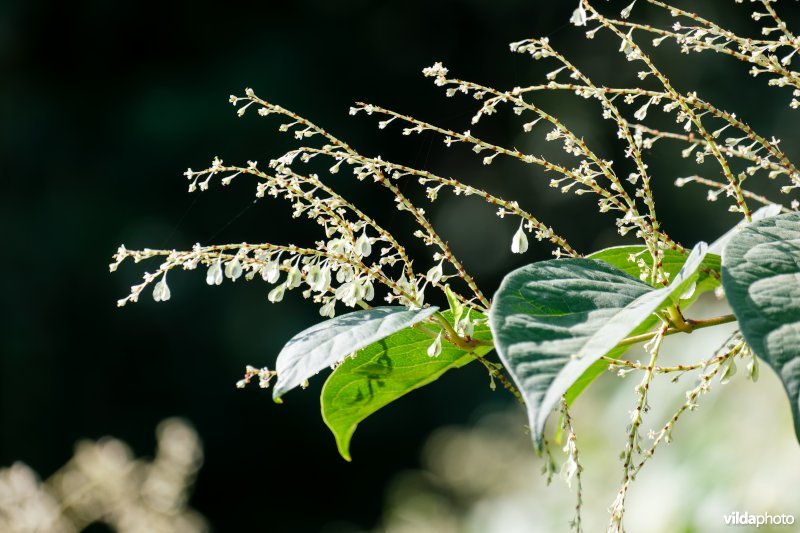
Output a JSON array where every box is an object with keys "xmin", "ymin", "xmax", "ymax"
[{"xmin": 3, "ymin": 1, "xmax": 799, "ymax": 531}]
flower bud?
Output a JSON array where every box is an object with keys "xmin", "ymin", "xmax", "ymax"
[{"xmin": 511, "ymin": 222, "xmax": 529, "ymax": 254}]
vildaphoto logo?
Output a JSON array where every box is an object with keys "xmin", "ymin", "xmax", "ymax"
[{"xmin": 723, "ymin": 511, "xmax": 795, "ymax": 527}]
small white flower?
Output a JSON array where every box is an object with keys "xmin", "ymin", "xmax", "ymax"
[
  {"xmin": 306, "ymin": 264, "xmax": 322, "ymax": 287},
  {"xmin": 261, "ymin": 261, "xmax": 281, "ymax": 283},
  {"xmin": 422, "ymin": 62, "xmax": 449, "ymax": 78},
  {"xmin": 362, "ymin": 280, "xmax": 375, "ymax": 301},
  {"xmin": 336, "ymin": 281, "xmax": 361, "ymax": 307},
  {"xmin": 570, "ymin": 3, "xmax": 587, "ymax": 27},
  {"xmin": 396, "ymin": 274, "xmax": 412, "ymax": 292},
  {"xmin": 328, "ymin": 238, "xmax": 348, "ymax": 255},
  {"xmin": 225, "ymin": 257, "xmax": 243, "ymax": 281},
  {"xmin": 354, "ymin": 230, "xmax": 372, "ymax": 257},
  {"xmin": 620, "ymin": 0, "xmax": 637, "ymax": 19},
  {"xmin": 320, "ymin": 298, "xmax": 336, "ymax": 318},
  {"xmin": 268, "ymin": 283, "xmax": 286, "ymax": 303},
  {"xmin": 456, "ymin": 310, "xmax": 474, "ymax": 337},
  {"xmin": 286, "ymin": 266, "xmax": 303, "ymax": 289},
  {"xmin": 620, "ymin": 28, "xmax": 635, "ymax": 55},
  {"xmin": 152, "ymin": 274, "xmax": 171, "ymax": 302},
  {"xmin": 426, "ymin": 262, "xmax": 443, "ymax": 284},
  {"xmin": 633, "ymin": 99, "xmax": 651, "ymax": 121},
  {"xmin": 719, "ymin": 357, "xmax": 737, "ymax": 384},
  {"xmin": 338, "ymin": 264, "xmax": 356, "ymax": 284},
  {"xmin": 427, "ymin": 331, "xmax": 443, "ymax": 357},
  {"xmin": 560, "ymin": 455, "xmax": 578, "ymax": 488},
  {"xmin": 511, "ymin": 221, "xmax": 529, "ymax": 254},
  {"xmin": 206, "ymin": 257, "xmax": 223, "ymax": 286},
  {"xmin": 313, "ymin": 266, "xmax": 332, "ymax": 293}
]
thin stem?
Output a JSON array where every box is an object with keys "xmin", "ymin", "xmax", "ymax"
[
  {"xmin": 678, "ymin": 175, "xmax": 791, "ymax": 212},
  {"xmin": 428, "ymin": 311, "xmax": 522, "ymax": 401},
  {"xmin": 585, "ymin": 0, "xmax": 753, "ymax": 222},
  {"xmin": 630, "ymin": 341, "xmax": 745, "ymax": 477},
  {"xmin": 610, "ymin": 321, "xmax": 668, "ymax": 531},
  {"xmin": 616, "ymin": 314, "xmax": 736, "ymax": 348},
  {"xmin": 602, "ymin": 352, "xmax": 730, "ymax": 374}
]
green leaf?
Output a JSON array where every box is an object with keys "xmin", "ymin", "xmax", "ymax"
[
  {"xmin": 321, "ymin": 311, "xmax": 492, "ymax": 461},
  {"xmin": 489, "ymin": 243, "xmax": 709, "ymax": 450},
  {"xmin": 272, "ymin": 306, "xmax": 439, "ymax": 401},
  {"xmin": 587, "ymin": 245, "xmax": 721, "ymax": 301},
  {"xmin": 721, "ymin": 211, "xmax": 800, "ymax": 444}
]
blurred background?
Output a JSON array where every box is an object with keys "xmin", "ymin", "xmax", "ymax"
[{"xmin": 3, "ymin": 0, "xmax": 800, "ymax": 531}]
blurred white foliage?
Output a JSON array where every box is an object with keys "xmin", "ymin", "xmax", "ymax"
[{"xmin": 0, "ymin": 418, "xmax": 207, "ymax": 533}]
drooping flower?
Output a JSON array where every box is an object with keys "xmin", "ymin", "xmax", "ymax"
[
  {"xmin": 620, "ymin": 0, "xmax": 637, "ymax": 19},
  {"xmin": 426, "ymin": 262, "xmax": 443, "ymax": 284},
  {"xmin": 268, "ymin": 283, "xmax": 286, "ymax": 303},
  {"xmin": 336, "ymin": 265, "xmax": 354, "ymax": 284},
  {"xmin": 286, "ymin": 265, "xmax": 302, "ymax": 289},
  {"xmin": 336, "ymin": 280, "xmax": 361, "ymax": 307},
  {"xmin": 456, "ymin": 309, "xmax": 474, "ymax": 337},
  {"xmin": 225, "ymin": 257, "xmax": 243, "ymax": 281},
  {"xmin": 719, "ymin": 357, "xmax": 737, "ymax": 385},
  {"xmin": 570, "ymin": 3, "xmax": 587, "ymax": 27},
  {"xmin": 354, "ymin": 230, "xmax": 372, "ymax": 258},
  {"xmin": 206, "ymin": 257, "xmax": 223, "ymax": 286},
  {"xmin": 306, "ymin": 264, "xmax": 322, "ymax": 286},
  {"xmin": 311, "ymin": 266, "xmax": 332, "ymax": 293},
  {"xmin": 328, "ymin": 238, "xmax": 348, "ymax": 255},
  {"xmin": 427, "ymin": 331, "xmax": 443, "ymax": 357},
  {"xmin": 261, "ymin": 261, "xmax": 280, "ymax": 283},
  {"xmin": 362, "ymin": 280, "xmax": 375, "ymax": 301},
  {"xmin": 511, "ymin": 221, "xmax": 529, "ymax": 254},
  {"xmin": 152, "ymin": 274, "xmax": 171, "ymax": 302},
  {"xmin": 634, "ymin": 98, "xmax": 651, "ymax": 121},
  {"xmin": 560, "ymin": 454, "xmax": 579, "ymax": 488},
  {"xmin": 319, "ymin": 298, "xmax": 336, "ymax": 318}
]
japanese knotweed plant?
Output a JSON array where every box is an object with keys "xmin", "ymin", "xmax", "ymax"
[{"xmin": 112, "ymin": 0, "xmax": 800, "ymax": 530}]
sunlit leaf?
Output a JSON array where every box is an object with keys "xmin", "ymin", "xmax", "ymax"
[
  {"xmin": 588, "ymin": 245, "xmax": 721, "ymax": 302},
  {"xmin": 272, "ymin": 306, "xmax": 439, "ymax": 401},
  {"xmin": 321, "ymin": 311, "xmax": 492, "ymax": 460}
]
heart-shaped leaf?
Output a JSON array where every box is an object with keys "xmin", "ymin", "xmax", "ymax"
[
  {"xmin": 722, "ymin": 211, "xmax": 800, "ymax": 443},
  {"xmin": 490, "ymin": 243, "xmax": 709, "ymax": 449},
  {"xmin": 272, "ymin": 306, "xmax": 438, "ymax": 401}
]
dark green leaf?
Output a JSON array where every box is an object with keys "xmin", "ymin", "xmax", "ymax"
[
  {"xmin": 722, "ymin": 211, "xmax": 800, "ymax": 443},
  {"xmin": 490, "ymin": 244, "xmax": 709, "ymax": 450}
]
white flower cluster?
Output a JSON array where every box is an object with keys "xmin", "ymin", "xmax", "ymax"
[
  {"xmin": 236, "ymin": 365, "xmax": 278, "ymax": 389},
  {"xmin": 112, "ymin": 235, "xmax": 410, "ymax": 318}
]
